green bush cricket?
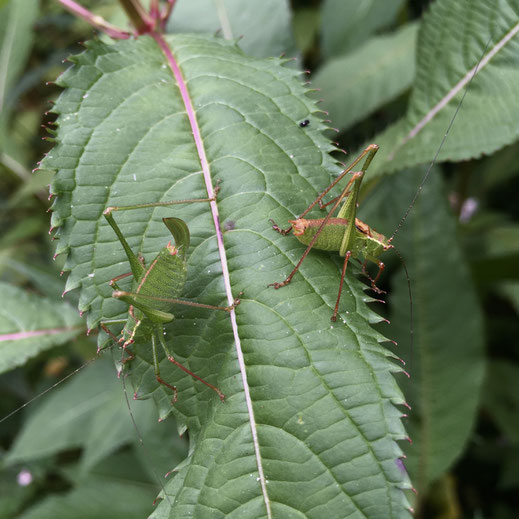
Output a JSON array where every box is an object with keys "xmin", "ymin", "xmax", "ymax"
[
  {"xmin": 269, "ymin": 144, "xmax": 393, "ymax": 322},
  {"xmin": 100, "ymin": 193, "xmax": 240, "ymax": 403}
]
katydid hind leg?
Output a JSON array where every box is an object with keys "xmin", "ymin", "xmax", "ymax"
[
  {"xmin": 151, "ymin": 334, "xmax": 178, "ymax": 404},
  {"xmin": 156, "ymin": 331, "xmax": 225, "ymax": 402},
  {"xmin": 104, "ymin": 190, "xmax": 221, "ymax": 216},
  {"xmin": 297, "ymin": 144, "xmax": 378, "ymax": 220},
  {"xmin": 111, "ymin": 290, "xmax": 241, "ymax": 312}
]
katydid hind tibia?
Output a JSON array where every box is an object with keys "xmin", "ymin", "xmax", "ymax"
[
  {"xmin": 101, "ymin": 197, "xmax": 240, "ymax": 404},
  {"xmin": 269, "ymin": 144, "xmax": 394, "ymax": 322}
]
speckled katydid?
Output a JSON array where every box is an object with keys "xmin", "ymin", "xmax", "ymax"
[
  {"xmin": 269, "ymin": 144, "xmax": 393, "ymax": 322},
  {"xmin": 100, "ymin": 194, "xmax": 239, "ymax": 403}
]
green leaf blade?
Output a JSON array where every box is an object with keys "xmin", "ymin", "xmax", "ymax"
[
  {"xmin": 42, "ymin": 34, "xmax": 411, "ymax": 517},
  {"xmin": 368, "ymin": 0, "xmax": 519, "ymax": 177},
  {"xmin": 0, "ymin": 282, "xmax": 83, "ymax": 374},
  {"xmin": 382, "ymin": 170, "xmax": 485, "ymax": 494},
  {"xmin": 320, "ymin": 0, "xmax": 405, "ymax": 59},
  {"xmin": 314, "ymin": 23, "xmax": 418, "ymax": 132}
]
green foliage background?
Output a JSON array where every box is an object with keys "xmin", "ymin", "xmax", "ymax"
[{"xmin": 1, "ymin": 1, "xmax": 518, "ymax": 518}]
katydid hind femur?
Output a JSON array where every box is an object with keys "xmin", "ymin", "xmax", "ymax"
[
  {"xmin": 269, "ymin": 144, "xmax": 393, "ymax": 322},
  {"xmin": 100, "ymin": 196, "xmax": 239, "ymax": 403}
]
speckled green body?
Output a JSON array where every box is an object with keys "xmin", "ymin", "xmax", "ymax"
[
  {"xmin": 290, "ymin": 216, "xmax": 391, "ymax": 261},
  {"xmin": 101, "ymin": 211, "xmax": 227, "ymax": 402},
  {"xmin": 121, "ymin": 247, "xmax": 187, "ymax": 343},
  {"xmin": 103, "ymin": 212, "xmax": 191, "ymax": 345}
]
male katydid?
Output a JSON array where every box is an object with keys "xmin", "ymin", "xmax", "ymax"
[
  {"xmin": 101, "ymin": 194, "xmax": 240, "ymax": 403},
  {"xmin": 269, "ymin": 144, "xmax": 393, "ymax": 322}
]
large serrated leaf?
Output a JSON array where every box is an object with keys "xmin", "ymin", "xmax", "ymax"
[
  {"xmin": 366, "ymin": 0, "xmax": 519, "ymax": 177},
  {"xmin": 41, "ymin": 34, "xmax": 411, "ymax": 517}
]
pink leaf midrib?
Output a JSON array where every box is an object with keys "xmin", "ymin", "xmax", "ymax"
[{"xmin": 150, "ymin": 32, "xmax": 272, "ymax": 518}]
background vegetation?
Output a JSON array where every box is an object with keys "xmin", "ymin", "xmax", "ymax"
[{"xmin": 0, "ymin": 1, "xmax": 518, "ymax": 518}]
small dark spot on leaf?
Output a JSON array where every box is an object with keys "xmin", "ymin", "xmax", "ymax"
[
  {"xmin": 223, "ymin": 220, "xmax": 235, "ymax": 231},
  {"xmin": 299, "ymin": 119, "xmax": 310, "ymax": 127}
]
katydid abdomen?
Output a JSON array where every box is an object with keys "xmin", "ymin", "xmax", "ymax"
[
  {"xmin": 131, "ymin": 245, "xmax": 187, "ymax": 317},
  {"xmin": 119, "ymin": 246, "xmax": 187, "ymax": 344},
  {"xmin": 289, "ymin": 216, "xmax": 389, "ymax": 260},
  {"xmin": 289, "ymin": 217, "xmax": 350, "ymax": 252}
]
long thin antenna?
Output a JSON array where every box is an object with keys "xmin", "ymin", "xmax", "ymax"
[
  {"xmin": 392, "ymin": 247, "xmax": 413, "ymax": 373},
  {"xmin": 0, "ymin": 352, "xmax": 102, "ymax": 424},
  {"xmin": 390, "ymin": 37, "xmax": 493, "ymax": 243},
  {"xmin": 120, "ymin": 372, "xmax": 174, "ymax": 508}
]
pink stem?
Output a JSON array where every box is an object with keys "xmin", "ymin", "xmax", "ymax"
[
  {"xmin": 57, "ymin": 0, "xmax": 131, "ymax": 39},
  {"xmin": 160, "ymin": 0, "xmax": 177, "ymax": 30},
  {"xmin": 150, "ymin": 31, "xmax": 271, "ymax": 515},
  {"xmin": 149, "ymin": 0, "xmax": 160, "ymax": 20},
  {"xmin": 150, "ymin": 33, "xmax": 234, "ymax": 308},
  {"xmin": 0, "ymin": 326, "xmax": 83, "ymax": 342},
  {"xmin": 118, "ymin": 0, "xmax": 155, "ymax": 33}
]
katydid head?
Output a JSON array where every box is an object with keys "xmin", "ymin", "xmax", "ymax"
[{"xmin": 288, "ymin": 218, "xmax": 307, "ymax": 236}]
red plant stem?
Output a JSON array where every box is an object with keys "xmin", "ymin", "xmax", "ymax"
[
  {"xmin": 57, "ymin": 0, "xmax": 131, "ymax": 39},
  {"xmin": 118, "ymin": 0, "xmax": 155, "ymax": 33},
  {"xmin": 149, "ymin": 0, "xmax": 160, "ymax": 20},
  {"xmin": 0, "ymin": 326, "xmax": 83, "ymax": 342},
  {"xmin": 160, "ymin": 0, "xmax": 177, "ymax": 30}
]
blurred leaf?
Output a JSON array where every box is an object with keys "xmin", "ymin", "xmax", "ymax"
[
  {"xmin": 321, "ymin": 0, "xmax": 405, "ymax": 58},
  {"xmin": 0, "ymin": 258, "xmax": 65, "ymax": 301},
  {"xmin": 4, "ymin": 356, "xmax": 180, "ymax": 475},
  {"xmin": 0, "ymin": 282, "xmax": 83, "ymax": 374},
  {"xmin": 9, "ymin": 170, "xmax": 54, "ymax": 207},
  {"xmin": 167, "ymin": 0, "xmax": 298, "ymax": 59},
  {"xmin": 386, "ymin": 170, "xmax": 485, "ymax": 494},
  {"xmin": 17, "ymin": 478, "xmax": 156, "ymax": 519},
  {"xmin": 499, "ymin": 281, "xmax": 519, "ymax": 314},
  {"xmin": 0, "ymin": 216, "xmax": 45, "ymax": 249},
  {"xmin": 474, "ymin": 141, "xmax": 519, "ymax": 193},
  {"xmin": 0, "ymin": 464, "xmax": 36, "ymax": 519},
  {"xmin": 5, "ymin": 357, "xmax": 118, "ymax": 464},
  {"xmin": 314, "ymin": 22, "xmax": 417, "ymax": 132},
  {"xmin": 481, "ymin": 225, "xmax": 519, "ymax": 259},
  {"xmin": 41, "ymin": 34, "xmax": 411, "ymax": 517},
  {"xmin": 0, "ymin": 0, "xmax": 39, "ymax": 169},
  {"xmin": 468, "ymin": 224, "xmax": 519, "ymax": 284},
  {"xmin": 483, "ymin": 361, "xmax": 519, "ymax": 442},
  {"xmin": 367, "ymin": 0, "xmax": 519, "ymax": 177},
  {"xmin": 293, "ymin": 7, "xmax": 320, "ymax": 54},
  {"xmin": 0, "ymin": 0, "xmax": 39, "ymax": 123},
  {"xmin": 500, "ymin": 446, "xmax": 519, "ymax": 489}
]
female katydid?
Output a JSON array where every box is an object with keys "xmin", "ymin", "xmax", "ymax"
[
  {"xmin": 269, "ymin": 144, "xmax": 393, "ymax": 322},
  {"xmin": 100, "ymin": 194, "xmax": 239, "ymax": 403}
]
